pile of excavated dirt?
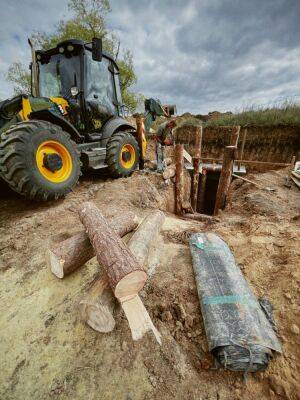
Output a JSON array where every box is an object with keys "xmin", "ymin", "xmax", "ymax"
[{"xmin": 0, "ymin": 167, "xmax": 299, "ymax": 400}]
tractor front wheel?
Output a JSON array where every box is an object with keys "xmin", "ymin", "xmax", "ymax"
[
  {"xmin": 106, "ymin": 132, "xmax": 140, "ymax": 178},
  {"xmin": 0, "ymin": 120, "xmax": 81, "ymax": 201}
]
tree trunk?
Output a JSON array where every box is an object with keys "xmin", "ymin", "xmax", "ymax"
[
  {"xmin": 79, "ymin": 202, "xmax": 147, "ymax": 299},
  {"xmin": 197, "ymin": 168, "xmax": 207, "ymax": 213},
  {"xmin": 175, "ymin": 144, "xmax": 184, "ymax": 215},
  {"xmin": 135, "ymin": 115, "xmax": 146, "ymax": 169},
  {"xmin": 229, "ymin": 126, "xmax": 240, "ymax": 147},
  {"xmin": 191, "ymin": 157, "xmax": 200, "ymax": 211},
  {"xmin": 79, "ymin": 211, "xmax": 165, "ymax": 338},
  {"xmin": 214, "ymin": 146, "xmax": 236, "ymax": 215},
  {"xmin": 47, "ymin": 212, "xmax": 139, "ymax": 279}
]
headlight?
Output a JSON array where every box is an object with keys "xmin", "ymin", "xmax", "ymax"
[
  {"xmin": 58, "ymin": 47, "xmax": 64, "ymax": 53},
  {"xmin": 67, "ymin": 45, "xmax": 74, "ymax": 52}
]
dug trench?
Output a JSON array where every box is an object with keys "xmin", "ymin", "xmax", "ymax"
[{"xmin": 0, "ymin": 165, "xmax": 299, "ymax": 400}]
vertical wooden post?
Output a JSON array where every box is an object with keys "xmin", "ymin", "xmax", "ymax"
[
  {"xmin": 214, "ymin": 146, "xmax": 236, "ymax": 216},
  {"xmin": 135, "ymin": 115, "xmax": 145, "ymax": 169},
  {"xmin": 229, "ymin": 126, "xmax": 240, "ymax": 147},
  {"xmin": 238, "ymin": 128, "xmax": 247, "ymax": 171},
  {"xmin": 175, "ymin": 144, "xmax": 184, "ymax": 215},
  {"xmin": 197, "ymin": 168, "xmax": 207, "ymax": 213},
  {"xmin": 191, "ymin": 126, "xmax": 203, "ymax": 211}
]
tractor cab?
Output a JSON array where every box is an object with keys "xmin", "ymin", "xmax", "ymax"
[
  {"xmin": 35, "ymin": 38, "xmax": 123, "ymax": 132},
  {"xmin": 0, "ymin": 37, "xmax": 171, "ymax": 202}
]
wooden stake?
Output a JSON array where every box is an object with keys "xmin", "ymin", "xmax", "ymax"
[
  {"xmin": 79, "ymin": 211, "xmax": 165, "ymax": 340},
  {"xmin": 175, "ymin": 144, "xmax": 184, "ymax": 215},
  {"xmin": 47, "ymin": 212, "xmax": 139, "ymax": 279},
  {"xmin": 191, "ymin": 157, "xmax": 200, "ymax": 211},
  {"xmin": 229, "ymin": 126, "xmax": 240, "ymax": 147},
  {"xmin": 238, "ymin": 128, "xmax": 247, "ymax": 171},
  {"xmin": 136, "ymin": 115, "xmax": 146, "ymax": 169},
  {"xmin": 214, "ymin": 146, "xmax": 236, "ymax": 215},
  {"xmin": 190, "ymin": 126, "xmax": 202, "ymax": 212},
  {"xmin": 197, "ymin": 168, "xmax": 207, "ymax": 213},
  {"xmin": 79, "ymin": 202, "xmax": 147, "ymax": 299}
]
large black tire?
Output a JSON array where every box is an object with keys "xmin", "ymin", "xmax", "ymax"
[
  {"xmin": 106, "ymin": 132, "xmax": 140, "ymax": 178},
  {"xmin": 0, "ymin": 120, "xmax": 81, "ymax": 201}
]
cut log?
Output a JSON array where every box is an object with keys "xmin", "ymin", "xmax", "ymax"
[
  {"xmin": 237, "ymin": 128, "xmax": 247, "ymax": 171},
  {"xmin": 229, "ymin": 126, "xmax": 240, "ymax": 147},
  {"xmin": 79, "ymin": 210, "xmax": 165, "ymax": 339},
  {"xmin": 214, "ymin": 146, "xmax": 236, "ymax": 215},
  {"xmin": 162, "ymin": 165, "xmax": 176, "ymax": 180},
  {"xmin": 47, "ymin": 212, "xmax": 139, "ymax": 279},
  {"xmin": 135, "ymin": 115, "xmax": 146, "ymax": 169},
  {"xmin": 175, "ymin": 144, "xmax": 184, "ymax": 215},
  {"xmin": 197, "ymin": 168, "xmax": 207, "ymax": 213},
  {"xmin": 79, "ymin": 275, "xmax": 116, "ymax": 333},
  {"xmin": 79, "ymin": 202, "xmax": 147, "ymax": 299},
  {"xmin": 191, "ymin": 157, "xmax": 200, "ymax": 211},
  {"xmin": 181, "ymin": 213, "xmax": 219, "ymax": 222}
]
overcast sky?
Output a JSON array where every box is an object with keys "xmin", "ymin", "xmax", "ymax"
[{"xmin": 0, "ymin": 0, "xmax": 299, "ymax": 114}]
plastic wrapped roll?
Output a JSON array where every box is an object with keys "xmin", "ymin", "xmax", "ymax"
[{"xmin": 189, "ymin": 232, "xmax": 282, "ymax": 373}]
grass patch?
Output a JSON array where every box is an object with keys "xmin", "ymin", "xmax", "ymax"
[{"xmin": 204, "ymin": 102, "xmax": 300, "ymax": 127}]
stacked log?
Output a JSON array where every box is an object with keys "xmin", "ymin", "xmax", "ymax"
[{"xmin": 47, "ymin": 213, "xmax": 139, "ymax": 279}]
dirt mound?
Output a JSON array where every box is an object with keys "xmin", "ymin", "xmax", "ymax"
[{"xmin": 0, "ymin": 168, "xmax": 299, "ymax": 400}]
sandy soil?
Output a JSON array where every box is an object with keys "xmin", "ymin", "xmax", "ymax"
[{"xmin": 0, "ymin": 167, "xmax": 299, "ymax": 400}]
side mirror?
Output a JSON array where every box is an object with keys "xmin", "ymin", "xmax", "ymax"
[{"xmin": 92, "ymin": 37, "xmax": 102, "ymax": 61}]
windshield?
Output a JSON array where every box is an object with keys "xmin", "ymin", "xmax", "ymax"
[
  {"xmin": 85, "ymin": 50, "xmax": 117, "ymax": 116},
  {"xmin": 38, "ymin": 54, "xmax": 80, "ymax": 98}
]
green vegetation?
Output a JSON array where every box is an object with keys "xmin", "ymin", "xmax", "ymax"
[
  {"xmin": 6, "ymin": 0, "xmax": 140, "ymax": 112},
  {"xmin": 204, "ymin": 102, "xmax": 300, "ymax": 127}
]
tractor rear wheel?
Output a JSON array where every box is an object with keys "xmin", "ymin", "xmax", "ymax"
[
  {"xmin": 106, "ymin": 132, "xmax": 140, "ymax": 178},
  {"xmin": 0, "ymin": 120, "xmax": 81, "ymax": 201}
]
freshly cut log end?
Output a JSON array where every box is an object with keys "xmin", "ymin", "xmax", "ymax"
[
  {"xmin": 114, "ymin": 270, "xmax": 147, "ymax": 299},
  {"xmin": 47, "ymin": 249, "xmax": 65, "ymax": 279},
  {"xmin": 79, "ymin": 275, "xmax": 116, "ymax": 333},
  {"xmin": 79, "ymin": 302, "xmax": 116, "ymax": 333}
]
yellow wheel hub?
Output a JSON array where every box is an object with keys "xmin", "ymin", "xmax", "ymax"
[
  {"xmin": 120, "ymin": 144, "xmax": 136, "ymax": 169},
  {"xmin": 36, "ymin": 140, "xmax": 73, "ymax": 183}
]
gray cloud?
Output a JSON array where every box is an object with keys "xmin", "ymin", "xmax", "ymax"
[{"xmin": 0, "ymin": 0, "xmax": 299, "ymax": 113}]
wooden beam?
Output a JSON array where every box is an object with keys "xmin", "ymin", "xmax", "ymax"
[
  {"xmin": 214, "ymin": 146, "xmax": 236, "ymax": 215},
  {"xmin": 197, "ymin": 168, "xmax": 207, "ymax": 213},
  {"xmin": 201, "ymin": 157, "xmax": 291, "ymax": 167},
  {"xmin": 175, "ymin": 144, "xmax": 184, "ymax": 215},
  {"xmin": 183, "ymin": 149, "xmax": 192, "ymax": 164},
  {"xmin": 191, "ymin": 126, "xmax": 203, "ymax": 211},
  {"xmin": 238, "ymin": 128, "xmax": 247, "ymax": 171},
  {"xmin": 135, "ymin": 115, "xmax": 145, "ymax": 169},
  {"xmin": 229, "ymin": 126, "xmax": 240, "ymax": 147}
]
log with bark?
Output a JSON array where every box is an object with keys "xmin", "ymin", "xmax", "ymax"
[
  {"xmin": 79, "ymin": 202, "xmax": 147, "ymax": 299},
  {"xmin": 47, "ymin": 212, "xmax": 139, "ymax": 279},
  {"xmin": 175, "ymin": 143, "xmax": 184, "ymax": 215},
  {"xmin": 79, "ymin": 204, "xmax": 165, "ymax": 342},
  {"xmin": 214, "ymin": 146, "xmax": 236, "ymax": 215}
]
